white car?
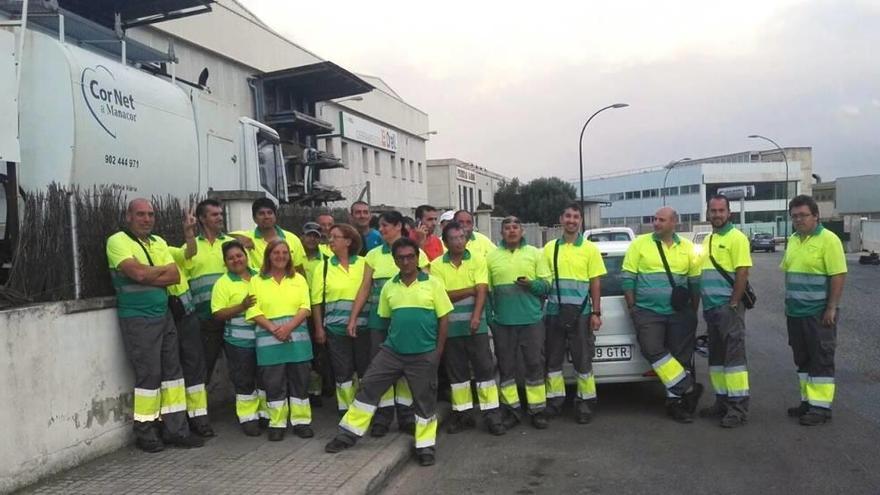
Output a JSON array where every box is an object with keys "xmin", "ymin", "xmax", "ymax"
[
  {"xmin": 584, "ymin": 227, "xmax": 635, "ymax": 243},
  {"xmin": 564, "ymin": 240, "xmax": 655, "ymax": 384}
]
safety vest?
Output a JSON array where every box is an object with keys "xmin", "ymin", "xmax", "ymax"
[
  {"xmin": 377, "ymin": 272, "xmax": 454, "ymax": 354},
  {"xmin": 699, "ymin": 223, "xmax": 752, "ymax": 310},
  {"xmin": 211, "ymin": 269, "xmax": 257, "ymax": 348},
  {"xmin": 309, "ymin": 255, "xmax": 369, "ymax": 336},
  {"xmin": 621, "ymin": 233, "xmax": 700, "ymax": 315},
  {"xmin": 542, "ymin": 234, "xmax": 607, "ymax": 316},
  {"xmin": 429, "ymin": 250, "xmax": 489, "ymax": 338},
  {"xmin": 245, "ymin": 272, "xmax": 312, "ymax": 365},
  {"xmin": 486, "ymin": 240, "xmax": 551, "ymax": 325},
  {"xmin": 106, "ymin": 231, "xmax": 174, "ymax": 319},
  {"xmin": 364, "ymin": 242, "xmax": 429, "ymax": 330},
  {"xmin": 186, "ymin": 234, "xmax": 235, "ymax": 319},
  {"xmin": 780, "ymin": 225, "xmax": 847, "ymax": 317}
]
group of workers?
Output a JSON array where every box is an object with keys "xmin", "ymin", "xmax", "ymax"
[{"xmin": 107, "ymin": 192, "xmax": 846, "ymax": 466}]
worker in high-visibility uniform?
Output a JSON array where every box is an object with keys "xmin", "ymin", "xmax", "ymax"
[
  {"xmin": 246, "ymin": 239, "xmax": 314, "ymax": 441},
  {"xmin": 211, "ymin": 240, "xmax": 263, "ymax": 436},
  {"xmin": 347, "ymin": 211, "xmax": 429, "ymax": 437},
  {"xmin": 697, "ymin": 195, "xmax": 753, "ymax": 428},
  {"xmin": 166, "ymin": 212, "xmax": 213, "ymax": 437},
  {"xmin": 311, "ymin": 224, "xmax": 371, "ymax": 416},
  {"xmin": 452, "ymin": 210, "xmax": 496, "ymax": 260},
  {"xmin": 622, "ymin": 206, "xmax": 703, "ymax": 423},
  {"xmin": 231, "ymin": 197, "xmax": 307, "ymax": 273},
  {"xmin": 542, "ymin": 203, "xmax": 607, "ymax": 424},
  {"xmin": 325, "ymin": 237, "xmax": 453, "ymax": 467},
  {"xmin": 487, "ymin": 216, "xmax": 552, "ymax": 430},
  {"xmin": 106, "ymin": 198, "xmax": 202, "ymax": 452},
  {"xmin": 185, "ymin": 199, "xmax": 236, "ymax": 387},
  {"xmin": 781, "ymin": 195, "xmax": 847, "ymax": 426},
  {"xmin": 301, "ymin": 221, "xmax": 333, "ymax": 407},
  {"xmin": 432, "ymin": 221, "xmax": 504, "ymax": 436}
]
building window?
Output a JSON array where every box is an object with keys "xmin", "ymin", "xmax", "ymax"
[
  {"xmin": 661, "ymin": 186, "xmax": 679, "ymax": 197},
  {"xmin": 681, "ymin": 184, "xmax": 700, "ymax": 195},
  {"xmin": 374, "ymin": 150, "xmax": 381, "ymax": 175},
  {"xmin": 362, "ymin": 147, "xmax": 369, "ymax": 173},
  {"xmin": 478, "ymin": 189, "xmax": 483, "ymax": 206},
  {"xmin": 418, "ymin": 162, "xmax": 423, "ymax": 183},
  {"xmin": 458, "ymin": 185, "xmax": 463, "ymax": 210},
  {"xmin": 409, "ymin": 161, "xmax": 415, "ymax": 182},
  {"xmin": 469, "ymin": 187, "xmax": 474, "ymax": 212},
  {"xmin": 642, "ymin": 188, "xmax": 658, "ymax": 198},
  {"xmin": 625, "ymin": 190, "xmax": 642, "ymax": 200},
  {"xmin": 642, "ymin": 216, "xmax": 654, "ymax": 224},
  {"xmin": 390, "ymin": 155, "xmax": 397, "ymax": 177},
  {"xmin": 610, "ymin": 192, "xmax": 625, "ymax": 202},
  {"xmin": 341, "ymin": 141, "xmax": 349, "ymax": 169},
  {"xmin": 401, "ymin": 158, "xmax": 406, "ymax": 180}
]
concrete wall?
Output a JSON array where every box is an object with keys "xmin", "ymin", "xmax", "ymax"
[
  {"xmin": 0, "ymin": 297, "xmax": 235, "ymax": 493},
  {"xmin": 0, "ymin": 299, "xmax": 132, "ymax": 494}
]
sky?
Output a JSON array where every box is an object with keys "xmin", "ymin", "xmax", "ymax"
[{"xmin": 243, "ymin": 0, "xmax": 879, "ymax": 182}]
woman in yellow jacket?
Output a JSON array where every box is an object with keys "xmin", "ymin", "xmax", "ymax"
[
  {"xmin": 246, "ymin": 239, "xmax": 313, "ymax": 441},
  {"xmin": 210, "ymin": 240, "xmax": 264, "ymax": 436},
  {"xmin": 311, "ymin": 224, "xmax": 370, "ymax": 416}
]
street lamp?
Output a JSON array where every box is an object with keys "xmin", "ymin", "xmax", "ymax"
[
  {"xmin": 661, "ymin": 157, "xmax": 692, "ymax": 206},
  {"xmin": 578, "ymin": 103, "xmax": 629, "ymax": 229},
  {"xmin": 748, "ymin": 134, "xmax": 790, "ymax": 240},
  {"xmin": 335, "ymin": 96, "xmax": 364, "ymax": 104},
  {"xmin": 419, "ymin": 130, "xmax": 439, "ymax": 138}
]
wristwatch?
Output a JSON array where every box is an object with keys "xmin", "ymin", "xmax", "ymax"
[{"xmin": 591, "ymin": 311, "xmax": 602, "ymax": 317}]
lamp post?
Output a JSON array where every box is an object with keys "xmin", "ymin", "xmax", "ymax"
[
  {"xmin": 661, "ymin": 157, "xmax": 692, "ymax": 206},
  {"xmin": 335, "ymin": 96, "xmax": 364, "ymax": 104},
  {"xmin": 748, "ymin": 134, "xmax": 790, "ymax": 240},
  {"xmin": 578, "ymin": 103, "xmax": 628, "ymax": 229},
  {"xmin": 418, "ymin": 130, "xmax": 439, "ymax": 138}
]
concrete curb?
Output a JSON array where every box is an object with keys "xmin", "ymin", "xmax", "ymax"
[{"xmin": 337, "ymin": 402, "xmax": 451, "ymax": 495}]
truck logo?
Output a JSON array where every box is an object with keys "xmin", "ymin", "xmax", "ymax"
[{"xmin": 81, "ymin": 65, "xmax": 137, "ymax": 139}]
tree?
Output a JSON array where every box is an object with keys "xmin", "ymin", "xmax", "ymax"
[{"xmin": 492, "ymin": 177, "xmax": 576, "ymax": 226}]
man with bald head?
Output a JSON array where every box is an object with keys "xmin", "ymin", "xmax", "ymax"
[
  {"xmin": 622, "ymin": 206, "xmax": 703, "ymax": 423},
  {"xmin": 106, "ymin": 199, "xmax": 204, "ymax": 452}
]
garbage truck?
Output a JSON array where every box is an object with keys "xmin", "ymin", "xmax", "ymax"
[{"xmin": 0, "ymin": 4, "xmax": 289, "ymax": 270}]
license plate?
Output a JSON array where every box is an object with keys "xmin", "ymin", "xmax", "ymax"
[{"xmin": 593, "ymin": 345, "xmax": 632, "ymax": 362}]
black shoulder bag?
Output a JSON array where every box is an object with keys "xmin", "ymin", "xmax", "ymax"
[
  {"xmin": 655, "ymin": 240, "xmax": 691, "ymax": 312},
  {"xmin": 553, "ymin": 239, "xmax": 591, "ymax": 326},
  {"xmin": 123, "ymin": 230, "xmax": 186, "ymax": 321},
  {"xmin": 708, "ymin": 233, "xmax": 757, "ymax": 309}
]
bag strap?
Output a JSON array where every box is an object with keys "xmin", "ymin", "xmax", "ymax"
[
  {"xmin": 553, "ymin": 239, "xmax": 562, "ymax": 307},
  {"xmin": 321, "ymin": 255, "xmax": 329, "ymax": 321},
  {"xmin": 555, "ymin": 237, "xmax": 594, "ymax": 314},
  {"xmin": 708, "ymin": 233, "xmax": 737, "ymax": 287},
  {"xmin": 123, "ymin": 230, "xmax": 154, "ymax": 266},
  {"xmin": 654, "ymin": 239, "xmax": 677, "ymax": 288}
]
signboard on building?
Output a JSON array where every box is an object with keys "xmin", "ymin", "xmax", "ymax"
[
  {"xmin": 339, "ymin": 111, "xmax": 398, "ymax": 152},
  {"xmin": 456, "ymin": 167, "xmax": 476, "ymax": 183}
]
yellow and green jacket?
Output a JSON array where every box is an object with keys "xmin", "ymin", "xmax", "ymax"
[
  {"xmin": 486, "ymin": 240, "xmax": 551, "ymax": 325},
  {"xmin": 780, "ymin": 225, "xmax": 847, "ymax": 317},
  {"xmin": 698, "ymin": 223, "xmax": 752, "ymax": 311},
  {"xmin": 621, "ymin": 233, "xmax": 700, "ymax": 315}
]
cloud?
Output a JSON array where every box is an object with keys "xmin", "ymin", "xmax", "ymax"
[{"xmin": 244, "ymin": 0, "xmax": 880, "ymax": 181}]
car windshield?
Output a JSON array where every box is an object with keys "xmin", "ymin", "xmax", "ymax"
[
  {"xmin": 600, "ymin": 254, "xmax": 625, "ymax": 297},
  {"xmin": 589, "ymin": 232, "xmax": 631, "ymax": 242}
]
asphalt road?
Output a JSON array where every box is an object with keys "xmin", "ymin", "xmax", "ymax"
[{"xmin": 385, "ymin": 252, "xmax": 880, "ymax": 495}]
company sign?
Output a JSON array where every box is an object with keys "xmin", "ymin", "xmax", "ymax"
[
  {"xmin": 81, "ymin": 65, "xmax": 137, "ymax": 138},
  {"xmin": 340, "ymin": 111, "xmax": 398, "ymax": 152},
  {"xmin": 456, "ymin": 167, "xmax": 476, "ymax": 183}
]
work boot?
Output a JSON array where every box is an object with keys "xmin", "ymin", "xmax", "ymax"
[
  {"xmin": 267, "ymin": 428, "xmax": 285, "ymax": 441},
  {"xmin": 241, "ymin": 420, "xmax": 262, "ymax": 437},
  {"xmin": 667, "ymin": 400, "xmax": 694, "ymax": 424},
  {"xmin": 446, "ymin": 412, "xmax": 465, "ymax": 434},
  {"xmin": 309, "ymin": 395, "xmax": 324, "ymax": 408},
  {"xmin": 487, "ymin": 422, "xmax": 506, "ymax": 436},
  {"xmin": 799, "ymin": 409, "xmax": 832, "ymax": 426},
  {"xmin": 719, "ymin": 413, "xmax": 747, "ymax": 428},
  {"xmin": 164, "ymin": 434, "xmax": 205, "ymax": 448},
  {"xmin": 501, "ymin": 411, "xmax": 520, "ymax": 430},
  {"xmin": 325, "ymin": 438, "xmax": 351, "ymax": 454},
  {"xmin": 135, "ymin": 437, "xmax": 165, "ymax": 453},
  {"xmin": 530, "ymin": 412, "xmax": 549, "ymax": 430},
  {"xmin": 575, "ymin": 402, "xmax": 593, "ymax": 425},
  {"xmin": 293, "ymin": 425, "xmax": 314, "ymax": 438},
  {"xmin": 787, "ymin": 401, "xmax": 810, "ymax": 417},
  {"xmin": 259, "ymin": 418, "xmax": 269, "ymax": 429},
  {"xmin": 370, "ymin": 423, "xmax": 389, "ymax": 438},
  {"xmin": 683, "ymin": 383, "xmax": 704, "ymax": 414},
  {"xmin": 190, "ymin": 420, "xmax": 216, "ymax": 438},
  {"xmin": 544, "ymin": 403, "xmax": 562, "ymax": 418},
  {"xmin": 417, "ymin": 451, "xmax": 436, "ymax": 467},
  {"xmin": 699, "ymin": 401, "xmax": 728, "ymax": 419}
]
